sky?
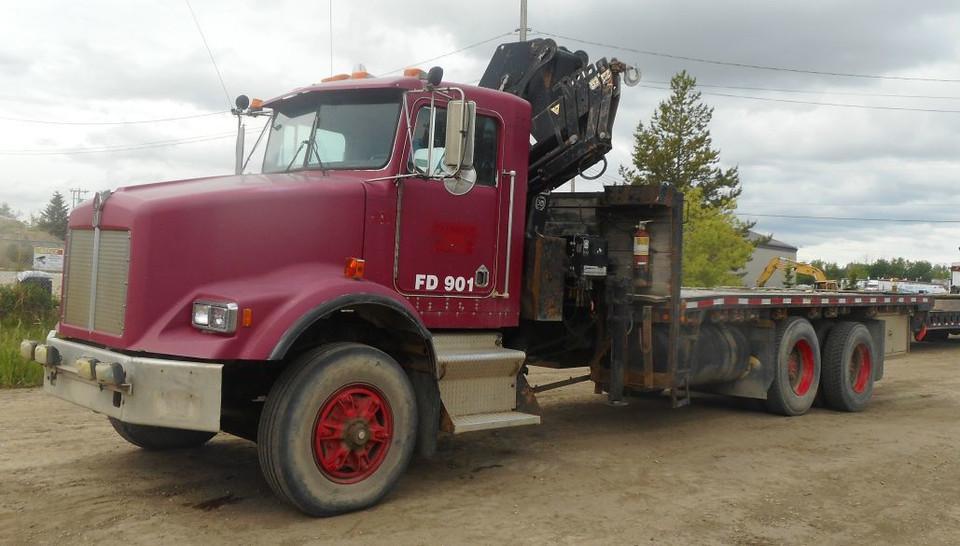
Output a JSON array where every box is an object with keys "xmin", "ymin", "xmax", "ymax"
[{"xmin": 2, "ymin": 0, "xmax": 959, "ymax": 266}]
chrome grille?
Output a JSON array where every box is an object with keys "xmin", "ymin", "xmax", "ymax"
[
  {"xmin": 63, "ymin": 230, "xmax": 93, "ymax": 327},
  {"xmin": 62, "ymin": 228, "xmax": 131, "ymax": 335}
]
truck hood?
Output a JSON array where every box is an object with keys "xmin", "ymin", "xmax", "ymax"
[{"xmin": 61, "ymin": 172, "xmax": 368, "ymax": 356}]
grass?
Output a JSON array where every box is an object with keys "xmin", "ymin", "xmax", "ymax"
[
  {"xmin": 0, "ymin": 319, "xmax": 52, "ymax": 388},
  {"xmin": 0, "ymin": 282, "xmax": 59, "ymax": 388}
]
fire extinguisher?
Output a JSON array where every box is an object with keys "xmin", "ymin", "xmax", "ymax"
[{"xmin": 633, "ymin": 220, "xmax": 651, "ymax": 287}]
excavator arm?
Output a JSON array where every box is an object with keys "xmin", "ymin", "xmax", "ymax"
[
  {"xmin": 479, "ymin": 38, "xmax": 627, "ymax": 199},
  {"xmin": 756, "ymin": 257, "xmax": 837, "ymax": 290}
]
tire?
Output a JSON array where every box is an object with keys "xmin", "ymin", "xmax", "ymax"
[
  {"xmin": 109, "ymin": 418, "xmax": 216, "ymax": 450},
  {"xmin": 257, "ymin": 343, "xmax": 417, "ymax": 516},
  {"xmin": 811, "ymin": 321, "xmax": 836, "ymax": 408},
  {"xmin": 821, "ymin": 322, "xmax": 876, "ymax": 412},
  {"xmin": 765, "ymin": 317, "xmax": 821, "ymax": 416}
]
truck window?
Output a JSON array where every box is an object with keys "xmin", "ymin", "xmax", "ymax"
[
  {"xmin": 410, "ymin": 106, "xmax": 499, "ymax": 186},
  {"xmin": 262, "ymin": 90, "xmax": 401, "ymax": 173}
]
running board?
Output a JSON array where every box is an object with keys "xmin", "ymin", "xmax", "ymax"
[
  {"xmin": 449, "ymin": 411, "xmax": 541, "ymax": 433},
  {"xmin": 433, "ymin": 332, "xmax": 541, "ymax": 434}
]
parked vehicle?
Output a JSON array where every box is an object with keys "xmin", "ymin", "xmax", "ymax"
[{"xmin": 21, "ymin": 39, "xmax": 934, "ymax": 516}]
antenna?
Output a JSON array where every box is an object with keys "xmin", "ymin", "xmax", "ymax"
[
  {"xmin": 518, "ymin": 0, "xmax": 529, "ymax": 41},
  {"xmin": 329, "ymin": 0, "xmax": 334, "ymax": 76}
]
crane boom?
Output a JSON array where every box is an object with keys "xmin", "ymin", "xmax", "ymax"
[{"xmin": 479, "ymin": 38, "xmax": 626, "ymax": 198}]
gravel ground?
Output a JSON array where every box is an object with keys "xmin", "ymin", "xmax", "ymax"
[{"xmin": 1, "ymin": 340, "xmax": 959, "ymax": 545}]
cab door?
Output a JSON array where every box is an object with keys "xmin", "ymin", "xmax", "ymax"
[{"xmin": 394, "ymin": 103, "xmax": 503, "ymax": 303}]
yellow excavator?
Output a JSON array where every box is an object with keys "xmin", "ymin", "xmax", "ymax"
[{"xmin": 756, "ymin": 257, "xmax": 839, "ymax": 291}]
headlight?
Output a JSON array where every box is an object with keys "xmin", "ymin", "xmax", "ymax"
[{"xmin": 192, "ymin": 300, "xmax": 238, "ymax": 333}]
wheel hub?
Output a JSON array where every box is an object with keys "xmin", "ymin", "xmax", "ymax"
[
  {"xmin": 788, "ymin": 339, "xmax": 815, "ymax": 396},
  {"xmin": 344, "ymin": 420, "xmax": 371, "ymax": 449},
  {"xmin": 312, "ymin": 384, "xmax": 393, "ymax": 484},
  {"xmin": 849, "ymin": 343, "xmax": 872, "ymax": 394}
]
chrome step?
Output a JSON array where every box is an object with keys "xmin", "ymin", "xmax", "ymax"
[
  {"xmin": 450, "ymin": 411, "xmax": 541, "ymax": 433},
  {"xmin": 432, "ymin": 332, "xmax": 539, "ymax": 434}
]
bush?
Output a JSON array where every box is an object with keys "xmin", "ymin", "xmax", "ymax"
[
  {"xmin": 0, "ymin": 321, "xmax": 49, "ymax": 388},
  {"xmin": 0, "ymin": 283, "xmax": 58, "ymax": 325},
  {"xmin": 0, "ymin": 284, "xmax": 58, "ymax": 388}
]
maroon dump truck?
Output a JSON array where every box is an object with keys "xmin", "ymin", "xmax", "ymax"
[{"xmin": 20, "ymin": 39, "xmax": 933, "ymax": 516}]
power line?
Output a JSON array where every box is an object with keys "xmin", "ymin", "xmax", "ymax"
[
  {"xmin": 740, "ymin": 202, "xmax": 960, "ymax": 208},
  {"xmin": 184, "ymin": 0, "xmax": 233, "ymax": 109},
  {"xmin": 0, "ymin": 110, "xmax": 230, "ymax": 126},
  {"xmin": 643, "ymin": 80, "xmax": 960, "ymax": 101},
  {"xmin": 0, "ymin": 132, "xmax": 239, "ymax": 156},
  {"xmin": 534, "ymin": 30, "xmax": 960, "ymax": 84},
  {"xmin": 378, "ymin": 31, "xmax": 515, "ymax": 77},
  {"xmin": 737, "ymin": 212, "xmax": 960, "ymax": 223},
  {"xmin": 638, "ymin": 83, "xmax": 960, "ymax": 113}
]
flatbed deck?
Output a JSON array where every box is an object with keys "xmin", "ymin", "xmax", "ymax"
[{"xmin": 679, "ymin": 288, "xmax": 934, "ymax": 312}]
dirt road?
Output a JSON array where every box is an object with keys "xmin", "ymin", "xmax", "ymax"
[{"xmin": 2, "ymin": 342, "xmax": 960, "ymax": 545}]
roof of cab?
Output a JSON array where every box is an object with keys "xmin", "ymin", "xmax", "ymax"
[{"xmin": 262, "ymin": 76, "xmax": 528, "ymax": 111}]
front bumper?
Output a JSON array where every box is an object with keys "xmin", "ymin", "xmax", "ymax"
[{"xmin": 33, "ymin": 332, "xmax": 222, "ymax": 432}]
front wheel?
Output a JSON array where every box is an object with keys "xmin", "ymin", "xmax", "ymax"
[
  {"xmin": 257, "ymin": 343, "xmax": 417, "ymax": 516},
  {"xmin": 109, "ymin": 418, "xmax": 216, "ymax": 450}
]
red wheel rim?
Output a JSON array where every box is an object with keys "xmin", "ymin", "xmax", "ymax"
[
  {"xmin": 787, "ymin": 339, "xmax": 815, "ymax": 396},
  {"xmin": 850, "ymin": 343, "xmax": 872, "ymax": 394},
  {"xmin": 313, "ymin": 384, "xmax": 393, "ymax": 484}
]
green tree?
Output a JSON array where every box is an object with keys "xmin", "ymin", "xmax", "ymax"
[
  {"xmin": 0, "ymin": 202, "xmax": 17, "ymax": 220},
  {"xmin": 681, "ymin": 188, "xmax": 755, "ymax": 286},
  {"xmin": 782, "ymin": 265, "xmax": 796, "ymax": 288},
  {"xmin": 904, "ymin": 260, "xmax": 933, "ymax": 281},
  {"xmin": 35, "ymin": 191, "xmax": 69, "ymax": 240},
  {"xmin": 620, "ymin": 70, "xmax": 743, "ymax": 210}
]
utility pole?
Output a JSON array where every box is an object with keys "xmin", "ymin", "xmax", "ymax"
[
  {"xmin": 519, "ymin": 0, "xmax": 528, "ymax": 41},
  {"xmin": 69, "ymin": 188, "xmax": 90, "ymax": 209}
]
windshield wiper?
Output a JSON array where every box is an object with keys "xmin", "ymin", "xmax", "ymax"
[
  {"xmin": 284, "ymin": 140, "xmax": 308, "ymax": 172},
  {"xmin": 308, "ymin": 140, "xmax": 327, "ymax": 174},
  {"xmin": 305, "ymin": 107, "xmax": 327, "ymax": 175}
]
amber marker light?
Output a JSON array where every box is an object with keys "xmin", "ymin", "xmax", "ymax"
[
  {"xmin": 242, "ymin": 308, "xmax": 253, "ymax": 328},
  {"xmin": 250, "ymin": 98, "xmax": 264, "ymax": 111},
  {"xmin": 321, "ymin": 73, "xmax": 350, "ymax": 83},
  {"xmin": 403, "ymin": 68, "xmax": 426, "ymax": 79},
  {"xmin": 345, "ymin": 257, "xmax": 366, "ymax": 280}
]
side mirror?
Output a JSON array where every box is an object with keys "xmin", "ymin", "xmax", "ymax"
[{"xmin": 443, "ymin": 100, "xmax": 476, "ymax": 172}]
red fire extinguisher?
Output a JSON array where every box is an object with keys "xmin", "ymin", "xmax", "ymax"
[{"xmin": 633, "ymin": 221, "xmax": 651, "ymax": 287}]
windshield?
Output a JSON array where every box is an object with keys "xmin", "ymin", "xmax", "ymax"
[{"xmin": 262, "ymin": 90, "xmax": 402, "ymax": 173}]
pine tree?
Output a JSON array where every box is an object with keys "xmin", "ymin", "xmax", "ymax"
[
  {"xmin": 0, "ymin": 202, "xmax": 17, "ymax": 220},
  {"xmin": 36, "ymin": 191, "xmax": 69, "ymax": 240},
  {"xmin": 783, "ymin": 265, "xmax": 795, "ymax": 288},
  {"xmin": 620, "ymin": 71, "xmax": 743, "ymax": 210}
]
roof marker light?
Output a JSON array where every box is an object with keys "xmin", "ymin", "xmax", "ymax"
[{"xmin": 321, "ymin": 73, "xmax": 351, "ymax": 83}]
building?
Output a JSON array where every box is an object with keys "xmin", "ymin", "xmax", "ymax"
[{"xmin": 741, "ymin": 231, "xmax": 799, "ymax": 288}]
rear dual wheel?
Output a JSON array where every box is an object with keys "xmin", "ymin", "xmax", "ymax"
[
  {"xmin": 257, "ymin": 343, "xmax": 417, "ymax": 516},
  {"xmin": 821, "ymin": 322, "xmax": 876, "ymax": 412},
  {"xmin": 765, "ymin": 317, "xmax": 821, "ymax": 416}
]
